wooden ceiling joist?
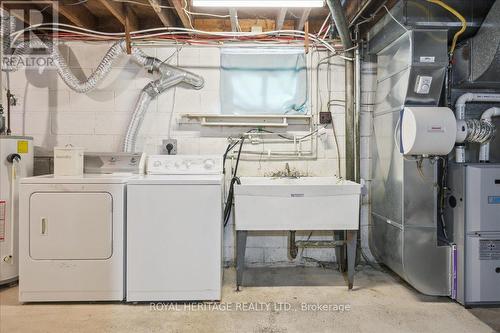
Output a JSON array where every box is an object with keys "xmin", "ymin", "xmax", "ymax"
[
  {"xmin": 276, "ymin": 8, "xmax": 287, "ymax": 31},
  {"xmin": 0, "ymin": 2, "xmax": 55, "ymax": 26},
  {"xmin": 53, "ymin": 1, "xmax": 97, "ymax": 29},
  {"xmin": 168, "ymin": 0, "xmax": 192, "ymax": 28},
  {"xmin": 2, "ymin": 1, "xmax": 330, "ymax": 34},
  {"xmin": 96, "ymin": 0, "xmax": 138, "ymax": 31},
  {"xmin": 296, "ymin": 8, "xmax": 311, "ymax": 30},
  {"xmin": 148, "ymin": 0, "xmax": 175, "ymax": 27}
]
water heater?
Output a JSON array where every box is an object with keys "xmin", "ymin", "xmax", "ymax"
[{"xmin": 0, "ymin": 136, "xmax": 33, "ymax": 285}]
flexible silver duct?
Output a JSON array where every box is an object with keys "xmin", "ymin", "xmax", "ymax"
[
  {"xmin": 3, "ymin": 38, "xmax": 152, "ymax": 93},
  {"xmin": 462, "ymin": 119, "xmax": 495, "ymax": 144},
  {"xmin": 52, "ymin": 41, "xmax": 144, "ymax": 93},
  {"xmin": 1, "ymin": 15, "xmax": 205, "ymax": 152},
  {"xmin": 454, "ymin": 92, "xmax": 500, "ymax": 162},
  {"xmin": 478, "ymin": 107, "xmax": 500, "ymax": 162},
  {"xmin": 123, "ymin": 65, "xmax": 204, "ymax": 153}
]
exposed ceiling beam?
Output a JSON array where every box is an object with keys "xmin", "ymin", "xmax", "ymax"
[
  {"xmin": 193, "ymin": 18, "xmax": 299, "ymax": 32},
  {"xmin": 0, "ymin": 2, "xmax": 48, "ymax": 26},
  {"xmin": 168, "ymin": 0, "xmax": 192, "ymax": 28},
  {"xmin": 95, "ymin": 0, "xmax": 138, "ymax": 31},
  {"xmin": 296, "ymin": 8, "xmax": 311, "ymax": 30},
  {"xmin": 52, "ymin": 1, "xmax": 97, "ymax": 29},
  {"xmin": 148, "ymin": 0, "xmax": 175, "ymax": 27},
  {"xmin": 276, "ymin": 8, "xmax": 287, "ymax": 31},
  {"xmin": 229, "ymin": 8, "xmax": 238, "ymax": 32}
]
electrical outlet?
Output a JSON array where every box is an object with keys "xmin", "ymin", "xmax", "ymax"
[
  {"xmin": 319, "ymin": 112, "xmax": 332, "ymax": 124},
  {"xmin": 162, "ymin": 139, "xmax": 177, "ymax": 155}
]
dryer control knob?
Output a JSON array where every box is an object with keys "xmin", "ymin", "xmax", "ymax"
[{"xmin": 153, "ymin": 160, "xmax": 161, "ymax": 167}]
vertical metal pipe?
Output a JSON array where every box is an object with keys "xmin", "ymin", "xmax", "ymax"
[
  {"xmin": 354, "ymin": 44, "xmax": 361, "ymax": 182},
  {"xmin": 326, "ymin": 0, "xmax": 357, "ymax": 270},
  {"xmin": 326, "ymin": 0, "xmax": 356, "ymax": 181},
  {"xmin": 0, "ymin": 14, "xmax": 6, "ymax": 108}
]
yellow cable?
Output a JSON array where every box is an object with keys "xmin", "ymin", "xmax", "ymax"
[{"xmin": 426, "ymin": 0, "xmax": 467, "ymax": 54}]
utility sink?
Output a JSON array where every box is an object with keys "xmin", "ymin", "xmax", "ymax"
[{"xmin": 234, "ymin": 177, "xmax": 361, "ymax": 231}]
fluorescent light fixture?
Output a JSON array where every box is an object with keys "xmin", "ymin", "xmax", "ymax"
[{"xmin": 192, "ymin": 0, "xmax": 324, "ymax": 8}]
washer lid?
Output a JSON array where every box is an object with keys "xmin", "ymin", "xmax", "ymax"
[
  {"xmin": 127, "ymin": 174, "xmax": 223, "ymax": 185},
  {"xmin": 20, "ymin": 173, "xmax": 134, "ymax": 184}
]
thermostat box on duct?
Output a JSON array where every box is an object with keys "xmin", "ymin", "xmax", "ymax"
[{"xmin": 400, "ymin": 106, "xmax": 456, "ymax": 156}]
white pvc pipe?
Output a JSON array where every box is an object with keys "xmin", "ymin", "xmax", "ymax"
[
  {"xmin": 479, "ymin": 107, "xmax": 500, "ymax": 162},
  {"xmin": 454, "ymin": 93, "xmax": 500, "ymax": 163},
  {"xmin": 455, "ymin": 93, "xmax": 500, "ymax": 120}
]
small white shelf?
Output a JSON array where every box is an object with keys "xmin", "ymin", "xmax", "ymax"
[{"xmin": 180, "ymin": 113, "xmax": 312, "ymax": 127}]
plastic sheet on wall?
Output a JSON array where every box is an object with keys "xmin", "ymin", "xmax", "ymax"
[{"xmin": 220, "ymin": 48, "xmax": 308, "ymax": 115}]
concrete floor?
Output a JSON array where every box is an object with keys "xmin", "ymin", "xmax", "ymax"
[{"xmin": 0, "ymin": 266, "xmax": 498, "ymax": 333}]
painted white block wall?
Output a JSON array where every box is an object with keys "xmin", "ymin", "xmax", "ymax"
[{"xmin": 7, "ymin": 41, "xmax": 374, "ymax": 266}]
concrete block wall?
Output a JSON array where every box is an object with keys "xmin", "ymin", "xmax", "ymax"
[{"xmin": 8, "ymin": 40, "xmax": 375, "ymax": 266}]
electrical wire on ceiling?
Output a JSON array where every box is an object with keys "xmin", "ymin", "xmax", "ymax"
[
  {"xmin": 112, "ymin": 0, "xmax": 174, "ymax": 9},
  {"xmin": 9, "ymin": 23, "xmax": 342, "ymax": 54},
  {"xmin": 63, "ymin": 0, "xmax": 89, "ymax": 5}
]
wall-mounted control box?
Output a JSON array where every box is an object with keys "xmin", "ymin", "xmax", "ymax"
[{"xmin": 414, "ymin": 75, "xmax": 433, "ymax": 94}]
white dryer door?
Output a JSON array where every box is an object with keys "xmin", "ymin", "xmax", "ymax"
[{"xmin": 29, "ymin": 192, "xmax": 113, "ymax": 260}]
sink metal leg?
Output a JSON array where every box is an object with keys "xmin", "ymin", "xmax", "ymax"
[
  {"xmin": 236, "ymin": 230, "xmax": 247, "ymax": 291},
  {"xmin": 346, "ymin": 230, "xmax": 357, "ymax": 290},
  {"xmin": 335, "ymin": 231, "xmax": 347, "ymax": 272}
]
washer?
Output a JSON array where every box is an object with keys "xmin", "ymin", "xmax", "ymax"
[
  {"xmin": 18, "ymin": 153, "xmax": 142, "ymax": 302},
  {"xmin": 126, "ymin": 155, "xmax": 223, "ymax": 302}
]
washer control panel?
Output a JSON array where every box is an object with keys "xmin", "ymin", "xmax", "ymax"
[{"xmin": 146, "ymin": 155, "xmax": 222, "ymax": 175}]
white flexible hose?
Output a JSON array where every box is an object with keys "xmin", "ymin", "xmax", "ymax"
[{"xmin": 3, "ymin": 159, "xmax": 18, "ymax": 263}]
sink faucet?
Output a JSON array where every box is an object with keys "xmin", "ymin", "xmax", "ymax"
[{"xmin": 285, "ymin": 163, "xmax": 291, "ymax": 177}]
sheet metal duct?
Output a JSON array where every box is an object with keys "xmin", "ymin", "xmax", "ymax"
[
  {"xmin": 369, "ymin": 28, "xmax": 451, "ymax": 296},
  {"xmin": 367, "ymin": 0, "xmax": 495, "ymax": 55},
  {"xmin": 453, "ymin": 0, "xmax": 500, "ymax": 88},
  {"xmin": 366, "ymin": 0, "xmax": 497, "ymax": 297}
]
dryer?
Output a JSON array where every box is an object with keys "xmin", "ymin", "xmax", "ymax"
[{"xmin": 18, "ymin": 153, "xmax": 141, "ymax": 302}]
